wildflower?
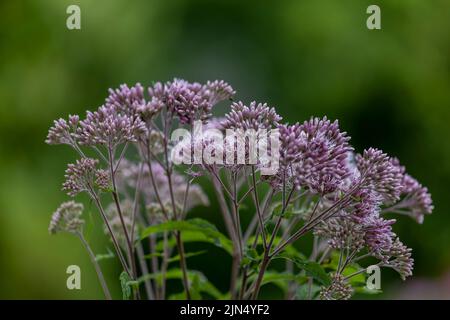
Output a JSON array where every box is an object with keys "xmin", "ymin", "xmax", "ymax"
[
  {"xmin": 222, "ymin": 101, "xmax": 281, "ymax": 131},
  {"xmin": 45, "ymin": 115, "xmax": 79, "ymax": 145},
  {"xmin": 397, "ymin": 181, "xmax": 433, "ymax": 224},
  {"xmin": 362, "ymin": 215, "xmax": 396, "ymax": 255},
  {"xmin": 294, "ymin": 117, "xmax": 352, "ymax": 194},
  {"xmin": 49, "ymin": 201, "xmax": 84, "ymax": 235},
  {"xmin": 154, "ymin": 79, "xmax": 204, "ymax": 124},
  {"xmin": 355, "ymin": 148, "xmax": 403, "ymax": 202},
  {"xmin": 315, "ymin": 217, "xmax": 366, "ymax": 252},
  {"xmin": 201, "ymin": 80, "xmax": 235, "ymax": 105},
  {"xmin": 148, "ymin": 78, "xmax": 234, "ymax": 125},
  {"xmin": 138, "ymin": 96, "xmax": 164, "ymax": 121},
  {"xmin": 95, "ymin": 169, "xmax": 110, "ymax": 192},
  {"xmin": 77, "ymin": 105, "xmax": 148, "ymax": 147},
  {"xmin": 278, "ymin": 123, "xmax": 303, "ymax": 167},
  {"xmin": 381, "ymin": 238, "xmax": 414, "ymax": 280},
  {"xmin": 106, "ymin": 83, "xmax": 146, "ymax": 115},
  {"xmin": 62, "ymin": 158, "xmax": 105, "ymax": 196},
  {"xmin": 267, "ymin": 117, "xmax": 352, "ymax": 193},
  {"xmin": 349, "ymin": 189, "xmax": 382, "ymax": 223},
  {"xmin": 46, "ymin": 79, "xmax": 434, "ymax": 300},
  {"xmin": 319, "ymin": 274, "xmax": 353, "ymax": 300},
  {"xmin": 261, "ymin": 123, "xmax": 299, "ymax": 188},
  {"xmin": 381, "ymin": 159, "xmax": 434, "ymax": 223}
]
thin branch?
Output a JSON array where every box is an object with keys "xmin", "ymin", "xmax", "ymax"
[
  {"xmin": 251, "ymin": 165, "xmax": 267, "ymax": 249},
  {"xmin": 136, "ymin": 241, "xmax": 155, "ymax": 299},
  {"xmin": 77, "ymin": 232, "xmax": 112, "ymax": 300},
  {"xmin": 89, "ymin": 189, "xmax": 130, "ymax": 275}
]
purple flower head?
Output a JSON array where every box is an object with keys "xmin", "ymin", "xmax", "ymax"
[
  {"xmin": 62, "ymin": 158, "xmax": 107, "ymax": 196},
  {"xmin": 148, "ymin": 78, "xmax": 233, "ymax": 125},
  {"xmin": 385, "ymin": 159, "xmax": 434, "ymax": 224},
  {"xmin": 262, "ymin": 123, "xmax": 302, "ymax": 189},
  {"xmin": 106, "ymin": 83, "xmax": 146, "ymax": 115},
  {"xmin": 349, "ymin": 189, "xmax": 382, "ymax": 224},
  {"xmin": 319, "ymin": 274, "xmax": 353, "ymax": 300},
  {"xmin": 278, "ymin": 123, "xmax": 303, "ymax": 167},
  {"xmin": 95, "ymin": 169, "xmax": 111, "ymax": 192},
  {"xmin": 315, "ymin": 217, "xmax": 366, "ymax": 252},
  {"xmin": 400, "ymin": 182, "xmax": 433, "ymax": 224},
  {"xmin": 356, "ymin": 148, "xmax": 403, "ymax": 203},
  {"xmin": 292, "ymin": 117, "xmax": 353, "ymax": 194},
  {"xmin": 77, "ymin": 105, "xmax": 148, "ymax": 147},
  {"xmin": 222, "ymin": 101, "xmax": 282, "ymax": 131},
  {"xmin": 45, "ymin": 115, "xmax": 79, "ymax": 145},
  {"xmin": 49, "ymin": 201, "xmax": 84, "ymax": 235},
  {"xmin": 106, "ymin": 83, "xmax": 163, "ymax": 120},
  {"xmin": 383, "ymin": 238, "xmax": 414, "ymax": 280},
  {"xmin": 137, "ymin": 96, "xmax": 164, "ymax": 121},
  {"xmin": 202, "ymin": 80, "xmax": 235, "ymax": 105},
  {"xmin": 363, "ymin": 215, "xmax": 395, "ymax": 255},
  {"xmin": 152, "ymin": 78, "xmax": 204, "ymax": 125}
]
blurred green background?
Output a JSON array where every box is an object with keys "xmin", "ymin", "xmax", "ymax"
[{"xmin": 0, "ymin": 0, "xmax": 449, "ymax": 299}]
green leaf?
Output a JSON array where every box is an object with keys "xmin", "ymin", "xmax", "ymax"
[
  {"xmin": 246, "ymin": 236, "xmax": 305, "ymax": 258},
  {"xmin": 296, "ymin": 283, "xmax": 321, "ymax": 300},
  {"xmin": 296, "ymin": 260, "xmax": 331, "ymax": 286},
  {"xmin": 144, "ymin": 250, "xmax": 207, "ymax": 263},
  {"xmin": 157, "ymin": 231, "xmax": 233, "ymax": 254},
  {"xmin": 143, "ymin": 252, "xmax": 165, "ymax": 259},
  {"xmin": 141, "ymin": 218, "xmax": 233, "ymax": 254},
  {"xmin": 261, "ymin": 272, "xmax": 298, "ymax": 292},
  {"xmin": 341, "ymin": 266, "xmax": 366, "ymax": 286},
  {"xmin": 246, "ymin": 248, "xmax": 260, "ymax": 261},
  {"xmin": 137, "ymin": 268, "xmax": 224, "ymax": 300},
  {"xmin": 244, "ymin": 271, "xmax": 305, "ymax": 294},
  {"xmin": 241, "ymin": 248, "xmax": 264, "ymax": 271},
  {"xmin": 95, "ymin": 250, "xmax": 115, "ymax": 262},
  {"xmin": 275, "ymin": 253, "xmax": 331, "ymax": 286},
  {"xmin": 188, "ymin": 273, "xmax": 202, "ymax": 300},
  {"xmin": 167, "ymin": 250, "xmax": 207, "ymax": 263}
]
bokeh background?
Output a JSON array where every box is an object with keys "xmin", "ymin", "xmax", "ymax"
[{"xmin": 0, "ymin": 0, "xmax": 449, "ymax": 299}]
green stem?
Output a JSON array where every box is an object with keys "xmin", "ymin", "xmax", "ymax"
[{"xmin": 77, "ymin": 232, "xmax": 112, "ymax": 300}]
